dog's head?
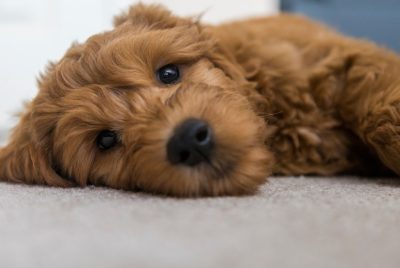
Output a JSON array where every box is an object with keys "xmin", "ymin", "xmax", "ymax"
[{"xmin": 0, "ymin": 4, "xmax": 273, "ymax": 196}]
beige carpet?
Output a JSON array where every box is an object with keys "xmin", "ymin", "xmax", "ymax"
[{"xmin": 1, "ymin": 176, "xmax": 400, "ymax": 268}]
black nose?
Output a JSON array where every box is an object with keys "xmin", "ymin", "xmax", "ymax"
[{"xmin": 167, "ymin": 118, "xmax": 214, "ymax": 166}]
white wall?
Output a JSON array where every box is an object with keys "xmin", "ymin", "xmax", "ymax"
[{"xmin": 0, "ymin": 0, "xmax": 279, "ymax": 132}]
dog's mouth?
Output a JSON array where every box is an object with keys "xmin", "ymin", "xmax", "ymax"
[{"xmin": 146, "ymin": 118, "xmax": 270, "ymax": 197}]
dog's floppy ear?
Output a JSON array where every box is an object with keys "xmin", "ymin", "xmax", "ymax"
[
  {"xmin": 0, "ymin": 101, "xmax": 72, "ymax": 187},
  {"xmin": 113, "ymin": 3, "xmax": 188, "ymax": 28}
]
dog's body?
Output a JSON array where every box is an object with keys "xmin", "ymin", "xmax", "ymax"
[
  {"xmin": 1, "ymin": 4, "xmax": 400, "ymax": 196},
  {"xmin": 211, "ymin": 14, "xmax": 400, "ymax": 177}
]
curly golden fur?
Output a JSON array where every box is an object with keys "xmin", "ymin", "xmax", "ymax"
[{"xmin": 1, "ymin": 3, "xmax": 399, "ymax": 196}]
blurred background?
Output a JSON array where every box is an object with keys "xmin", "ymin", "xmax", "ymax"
[{"xmin": 0, "ymin": 0, "xmax": 399, "ymax": 142}]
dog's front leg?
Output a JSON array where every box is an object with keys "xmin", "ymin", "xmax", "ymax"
[{"xmin": 338, "ymin": 44, "xmax": 400, "ymax": 175}]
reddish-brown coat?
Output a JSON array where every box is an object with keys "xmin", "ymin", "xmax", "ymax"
[{"xmin": 0, "ymin": 4, "xmax": 398, "ymax": 196}]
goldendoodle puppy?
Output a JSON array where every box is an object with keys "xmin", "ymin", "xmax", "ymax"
[{"xmin": 1, "ymin": 4, "xmax": 399, "ymax": 196}]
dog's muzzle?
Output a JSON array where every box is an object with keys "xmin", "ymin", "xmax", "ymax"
[{"xmin": 167, "ymin": 118, "xmax": 214, "ymax": 166}]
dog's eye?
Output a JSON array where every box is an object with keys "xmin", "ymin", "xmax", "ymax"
[
  {"xmin": 157, "ymin": 64, "xmax": 180, "ymax": 84},
  {"xmin": 97, "ymin": 130, "xmax": 119, "ymax": 150}
]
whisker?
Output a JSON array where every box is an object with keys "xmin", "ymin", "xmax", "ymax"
[{"xmin": 258, "ymin": 111, "xmax": 283, "ymax": 117}]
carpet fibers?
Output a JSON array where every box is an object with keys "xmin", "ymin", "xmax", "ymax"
[{"xmin": 1, "ymin": 176, "xmax": 400, "ymax": 268}]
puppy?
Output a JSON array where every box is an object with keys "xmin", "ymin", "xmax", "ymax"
[{"xmin": 1, "ymin": 4, "xmax": 399, "ymax": 196}]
